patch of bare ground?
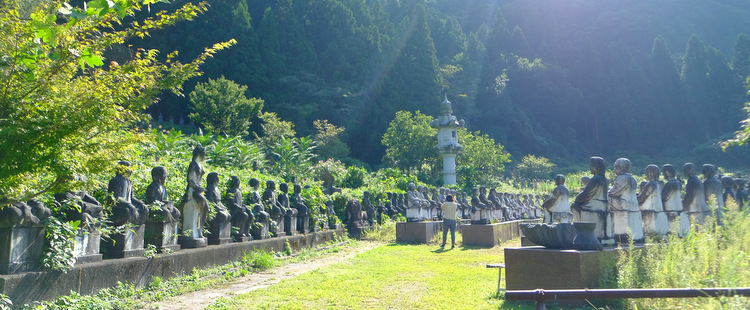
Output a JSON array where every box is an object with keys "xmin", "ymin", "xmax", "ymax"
[{"xmin": 143, "ymin": 241, "xmax": 383, "ymax": 310}]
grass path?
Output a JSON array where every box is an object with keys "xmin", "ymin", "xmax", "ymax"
[
  {"xmin": 144, "ymin": 241, "xmax": 384, "ymax": 310},
  {"xmin": 205, "ymin": 239, "xmax": 524, "ymax": 310}
]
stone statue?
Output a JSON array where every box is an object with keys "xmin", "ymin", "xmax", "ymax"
[
  {"xmin": 721, "ymin": 176, "xmax": 736, "ymax": 207},
  {"xmin": 108, "ymin": 161, "xmax": 149, "ymax": 226},
  {"xmin": 470, "ymin": 187, "xmax": 490, "ymax": 224},
  {"xmin": 702, "ymin": 164, "xmax": 724, "ymax": 223},
  {"xmin": 278, "ymin": 183, "xmax": 298, "ymax": 235},
  {"xmin": 145, "ymin": 166, "xmax": 180, "ymax": 224},
  {"xmin": 683, "ymin": 163, "xmax": 709, "ymax": 225},
  {"xmin": 205, "ymin": 172, "xmax": 232, "ymax": 244},
  {"xmin": 321, "ymin": 170, "xmax": 341, "ymax": 195},
  {"xmin": 661, "ymin": 164, "xmax": 689, "ymax": 237},
  {"xmin": 247, "ymin": 178, "xmax": 270, "ymax": 239},
  {"xmin": 362, "ymin": 191, "xmax": 376, "ymax": 226},
  {"xmin": 262, "ymin": 180, "xmax": 284, "ymax": 236},
  {"xmin": 226, "ymin": 176, "xmax": 252, "ymax": 240},
  {"xmin": 609, "ymin": 158, "xmax": 643, "ymax": 243},
  {"xmin": 637, "ymin": 165, "xmax": 668, "ymax": 238},
  {"xmin": 734, "ymin": 179, "xmax": 748, "ymax": 211},
  {"xmin": 571, "ymin": 157, "xmax": 613, "ymax": 245},
  {"xmin": 478, "ymin": 187, "xmax": 494, "ymax": 222},
  {"xmin": 290, "ymin": 183, "xmax": 310, "ymax": 233},
  {"xmin": 55, "ymin": 189, "xmax": 103, "ymax": 228},
  {"xmin": 542, "ymin": 174, "xmax": 572, "ymax": 224},
  {"xmin": 345, "ymin": 199, "xmax": 364, "ymax": 228},
  {"xmin": 405, "ymin": 183, "xmax": 428, "ymax": 221},
  {"xmin": 0, "ymin": 199, "xmax": 50, "ymax": 228},
  {"xmin": 179, "ymin": 146, "xmax": 208, "ymax": 240}
]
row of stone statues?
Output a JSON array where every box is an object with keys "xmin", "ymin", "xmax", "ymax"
[{"xmin": 542, "ymin": 157, "xmax": 746, "ymax": 245}]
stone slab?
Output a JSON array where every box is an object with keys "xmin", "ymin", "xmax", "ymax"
[
  {"xmin": 0, "ymin": 228, "xmax": 345, "ymax": 305},
  {"xmin": 396, "ymin": 221, "xmax": 440, "ymax": 244},
  {"xmin": 504, "ymin": 246, "xmax": 641, "ymax": 291},
  {"xmin": 462, "ymin": 219, "xmax": 540, "ymax": 247},
  {"xmin": 0, "ymin": 226, "xmax": 45, "ymax": 274}
]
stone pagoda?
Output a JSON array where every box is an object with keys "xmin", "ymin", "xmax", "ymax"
[{"xmin": 430, "ymin": 95, "xmax": 465, "ymax": 185}]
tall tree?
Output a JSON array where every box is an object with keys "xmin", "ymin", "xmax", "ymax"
[
  {"xmin": 381, "ymin": 111, "xmax": 438, "ymax": 172},
  {"xmin": 188, "ymin": 77, "xmax": 264, "ymax": 136}
]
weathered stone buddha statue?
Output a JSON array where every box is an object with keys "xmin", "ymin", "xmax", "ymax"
[
  {"xmin": 179, "ymin": 146, "xmax": 208, "ymax": 242},
  {"xmin": 145, "ymin": 166, "xmax": 180, "ymax": 224},
  {"xmin": 702, "ymin": 164, "xmax": 724, "ymax": 223},
  {"xmin": 205, "ymin": 172, "xmax": 232, "ymax": 244},
  {"xmin": 609, "ymin": 158, "xmax": 643, "ymax": 243},
  {"xmin": 721, "ymin": 176, "xmax": 736, "ymax": 206},
  {"xmin": 734, "ymin": 178, "xmax": 748, "ymax": 211},
  {"xmin": 470, "ymin": 187, "xmax": 490, "ymax": 224},
  {"xmin": 108, "ymin": 161, "xmax": 149, "ymax": 227},
  {"xmin": 247, "ymin": 178, "xmax": 270, "ymax": 239},
  {"xmin": 542, "ymin": 174, "xmax": 572, "ymax": 224},
  {"xmin": 683, "ymin": 163, "xmax": 709, "ymax": 225},
  {"xmin": 571, "ymin": 157, "xmax": 613, "ymax": 245},
  {"xmin": 226, "ymin": 175, "xmax": 252, "ymax": 240},
  {"xmin": 55, "ymin": 189, "xmax": 103, "ymax": 228},
  {"xmin": 362, "ymin": 191, "xmax": 376, "ymax": 226},
  {"xmin": 661, "ymin": 164, "xmax": 689, "ymax": 237},
  {"xmin": 638, "ymin": 165, "xmax": 668, "ymax": 239},
  {"xmin": 277, "ymin": 183, "xmax": 298, "ymax": 236},
  {"xmin": 406, "ymin": 183, "xmax": 427, "ymax": 221},
  {"xmin": 262, "ymin": 180, "xmax": 284, "ymax": 236},
  {"xmin": 290, "ymin": 183, "xmax": 309, "ymax": 233}
]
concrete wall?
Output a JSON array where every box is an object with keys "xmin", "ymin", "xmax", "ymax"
[{"xmin": 0, "ymin": 228, "xmax": 344, "ymax": 305}]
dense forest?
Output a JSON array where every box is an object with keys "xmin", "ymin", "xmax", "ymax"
[{"xmin": 133, "ymin": 0, "xmax": 750, "ymax": 171}]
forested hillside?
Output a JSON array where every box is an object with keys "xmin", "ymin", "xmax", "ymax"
[{"xmin": 133, "ymin": 0, "xmax": 750, "ymax": 170}]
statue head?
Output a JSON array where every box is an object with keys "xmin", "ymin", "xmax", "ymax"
[
  {"xmin": 408, "ymin": 183, "xmax": 416, "ymax": 191},
  {"xmin": 230, "ymin": 175, "xmax": 240, "ymax": 189},
  {"xmin": 363, "ymin": 191, "xmax": 370, "ymax": 198},
  {"xmin": 580, "ymin": 176, "xmax": 590, "ymax": 187},
  {"xmin": 721, "ymin": 176, "xmax": 734, "ymax": 189},
  {"xmin": 192, "ymin": 145, "xmax": 206, "ymax": 161},
  {"xmin": 613, "ymin": 158, "xmax": 631, "ymax": 175},
  {"xmin": 115, "ymin": 160, "xmax": 132, "ymax": 178},
  {"xmin": 249, "ymin": 178, "xmax": 260, "ymax": 189},
  {"xmin": 554, "ymin": 174, "xmax": 565, "ymax": 186},
  {"xmin": 645, "ymin": 165, "xmax": 660, "ymax": 181},
  {"xmin": 207, "ymin": 172, "xmax": 219, "ymax": 186},
  {"xmin": 590, "ymin": 157, "xmax": 606, "ymax": 175},
  {"xmin": 279, "ymin": 182, "xmax": 288, "ymax": 193},
  {"xmin": 472, "ymin": 187, "xmax": 479, "ymax": 195},
  {"xmin": 479, "ymin": 187, "xmax": 487, "ymax": 194},
  {"xmin": 293, "ymin": 183, "xmax": 302, "ymax": 194},
  {"xmin": 683, "ymin": 163, "xmax": 697, "ymax": 178},
  {"xmin": 662, "ymin": 164, "xmax": 676, "ymax": 180},
  {"xmin": 735, "ymin": 178, "xmax": 747, "ymax": 191},
  {"xmin": 266, "ymin": 180, "xmax": 276, "ymax": 191},
  {"xmin": 701, "ymin": 164, "xmax": 717, "ymax": 178},
  {"xmin": 151, "ymin": 166, "xmax": 167, "ymax": 185}
]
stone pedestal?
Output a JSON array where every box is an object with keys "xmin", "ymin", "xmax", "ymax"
[
  {"xmin": 178, "ymin": 236, "xmax": 206, "ymax": 249},
  {"xmin": 297, "ymin": 215, "xmax": 309, "ymax": 234},
  {"xmin": 347, "ymin": 224, "xmax": 371, "ymax": 239},
  {"xmin": 284, "ymin": 214, "xmax": 298, "ymax": 236},
  {"xmin": 396, "ymin": 221, "xmax": 440, "ymax": 244},
  {"xmin": 405, "ymin": 208, "xmax": 423, "ymax": 222},
  {"xmin": 207, "ymin": 220, "xmax": 232, "ymax": 245},
  {"xmin": 103, "ymin": 224, "xmax": 146, "ymax": 258},
  {"xmin": 251, "ymin": 222, "xmax": 270, "ymax": 240},
  {"xmin": 235, "ymin": 236, "xmax": 252, "ymax": 242},
  {"xmin": 145, "ymin": 221, "xmax": 180, "ymax": 253},
  {"xmin": 505, "ymin": 246, "xmax": 636, "ymax": 290},
  {"xmin": 462, "ymin": 220, "xmax": 540, "ymax": 247},
  {"xmin": 0, "ymin": 225, "xmax": 45, "ymax": 274},
  {"xmin": 73, "ymin": 229, "xmax": 102, "ymax": 264}
]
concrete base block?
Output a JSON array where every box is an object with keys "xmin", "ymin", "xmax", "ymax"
[
  {"xmin": 462, "ymin": 220, "xmax": 540, "ymax": 247},
  {"xmin": 178, "ymin": 236, "xmax": 207, "ymax": 249},
  {"xmin": 396, "ymin": 221, "xmax": 440, "ymax": 244},
  {"xmin": 505, "ymin": 246, "xmax": 639, "ymax": 291},
  {"xmin": 0, "ymin": 226, "xmax": 45, "ymax": 274},
  {"xmin": 102, "ymin": 225, "xmax": 146, "ymax": 259}
]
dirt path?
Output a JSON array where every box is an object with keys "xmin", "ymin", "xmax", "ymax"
[{"xmin": 145, "ymin": 241, "xmax": 383, "ymax": 310}]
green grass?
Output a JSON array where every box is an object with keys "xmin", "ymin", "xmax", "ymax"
[{"xmin": 207, "ymin": 240, "xmax": 523, "ymax": 310}]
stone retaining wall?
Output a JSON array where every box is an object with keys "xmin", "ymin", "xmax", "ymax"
[{"xmin": 0, "ymin": 228, "xmax": 344, "ymax": 305}]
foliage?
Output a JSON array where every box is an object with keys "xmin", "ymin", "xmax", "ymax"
[
  {"xmin": 269, "ymin": 137, "xmax": 316, "ymax": 181},
  {"xmin": 341, "ymin": 166, "xmax": 366, "ymax": 189},
  {"xmin": 311, "ymin": 159, "xmax": 347, "ymax": 184},
  {"xmin": 0, "ymin": 0, "xmax": 234, "ymax": 206},
  {"xmin": 0, "ymin": 293, "xmax": 11, "ymax": 310},
  {"xmin": 253, "ymin": 112, "xmax": 295, "ymax": 152},
  {"xmin": 456, "ymin": 128, "xmax": 511, "ymax": 189},
  {"xmin": 617, "ymin": 204, "xmax": 750, "ymax": 309},
  {"xmin": 41, "ymin": 217, "xmax": 78, "ymax": 272},
  {"xmin": 188, "ymin": 76, "xmax": 263, "ymax": 137},
  {"xmin": 381, "ymin": 110, "xmax": 439, "ymax": 173},
  {"xmin": 312, "ymin": 119, "xmax": 350, "ymax": 161},
  {"xmin": 513, "ymin": 154, "xmax": 556, "ymax": 180}
]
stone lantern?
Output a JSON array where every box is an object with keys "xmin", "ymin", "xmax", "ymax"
[{"xmin": 430, "ymin": 95, "xmax": 465, "ymax": 185}]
